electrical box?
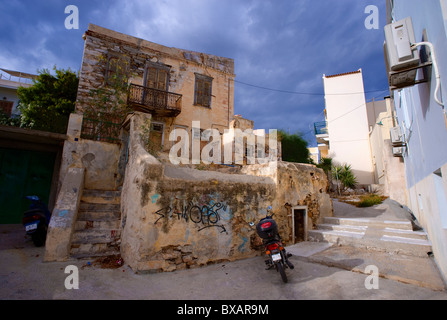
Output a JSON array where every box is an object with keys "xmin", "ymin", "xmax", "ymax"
[
  {"xmin": 392, "ymin": 147, "xmax": 405, "ymax": 157},
  {"xmin": 390, "ymin": 126, "xmax": 405, "ymax": 146},
  {"xmin": 384, "ymin": 17, "xmax": 420, "ymax": 89}
]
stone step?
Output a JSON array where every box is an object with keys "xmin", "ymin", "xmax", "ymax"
[
  {"xmin": 77, "ymin": 210, "xmax": 121, "ymax": 222},
  {"xmin": 323, "ymin": 217, "xmax": 413, "ymax": 231},
  {"xmin": 317, "ymin": 223, "xmax": 367, "ymax": 233},
  {"xmin": 79, "ymin": 202, "xmax": 120, "ymax": 212},
  {"xmin": 71, "ymin": 229, "xmax": 121, "ymax": 245},
  {"xmin": 308, "ymin": 228, "xmax": 432, "ymax": 257},
  {"xmin": 74, "ymin": 220, "xmax": 121, "ymax": 231},
  {"xmin": 309, "ymin": 229, "xmax": 365, "ymax": 243},
  {"xmin": 81, "ymin": 189, "xmax": 121, "ymax": 204},
  {"xmin": 71, "ymin": 189, "xmax": 122, "ymax": 259},
  {"xmin": 70, "ymin": 243, "xmax": 120, "ymax": 259},
  {"xmin": 382, "ymin": 228, "xmax": 429, "ymax": 240},
  {"xmin": 317, "ymin": 224, "xmax": 428, "ymax": 241}
]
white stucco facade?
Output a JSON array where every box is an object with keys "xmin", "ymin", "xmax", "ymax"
[{"xmin": 323, "ymin": 69, "xmax": 374, "ymax": 185}]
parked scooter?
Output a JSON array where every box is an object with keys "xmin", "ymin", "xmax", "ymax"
[
  {"xmin": 22, "ymin": 196, "xmax": 51, "ymax": 247},
  {"xmin": 256, "ymin": 206, "xmax": 294, "ymax": 283}
]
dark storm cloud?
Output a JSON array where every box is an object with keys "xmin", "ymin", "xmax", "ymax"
[{"xmin": 0, "ymin": 0, "xmax": 389, "ymax": 146}]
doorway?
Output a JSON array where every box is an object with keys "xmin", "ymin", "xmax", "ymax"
[
  {"xmin": 0, "ymin": 148, "xmax": 56, "ymax": 223},
  {"xmin": 292, "ymin": 206, "xmax": 308, "ymax": 243}
]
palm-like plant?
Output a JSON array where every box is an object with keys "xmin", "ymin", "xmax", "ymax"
[{"xmin": 332, "ymin": 163, "xmax": 358, "ymax": 191}]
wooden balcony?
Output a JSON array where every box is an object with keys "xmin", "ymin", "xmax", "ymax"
[{"xmin": 127, "ymin": 83, "xmax": 182, "ymax": 117}]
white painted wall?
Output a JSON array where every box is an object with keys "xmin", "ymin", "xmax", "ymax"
[{"xmin": 323, "ymin": 70, "xmax": 374, "ymax": 185}]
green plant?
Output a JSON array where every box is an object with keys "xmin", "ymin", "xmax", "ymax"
[
  {"xmin": 278, "ymin": 130, "xmax": 312, "ymax": 163},
  {"xmin": 317, "ymin": 157, "xmax": 332, "ymax": 172},
  {"xmin": 332, "ymin": 163, "xmax": 358, "ymax": 190},
  {"xmin": 0, "ymin": 111, "xmax": 21, "ymax": 127},
  {"xmin": 86, "ymin": 55, "xmax": 132, "ymax": 119},
  {"xmin": 17, "ymin": 66, "xmax": 79, "ymax": 133},
  {"xmin": 357, "ymin": 194, "xmax": 387, "ymax": 207}
]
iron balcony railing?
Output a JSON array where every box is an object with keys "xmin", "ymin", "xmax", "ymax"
[
  {"xmin": 127, "ymin": 83, "xmax": 182, "ymax": 117},
  {"xmin": 314, "ymin": 121, "xmax": 328, "ymax": 135},
  {"xmin": 81, "ymin": 115, "xmax": 122, "ymax": 144}
]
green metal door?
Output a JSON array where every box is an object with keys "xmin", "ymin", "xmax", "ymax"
[{"xmin": 0, "ymin": 148, "xmax": 56, "ymax": 224}]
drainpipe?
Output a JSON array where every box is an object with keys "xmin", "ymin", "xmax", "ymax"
[{"xmin": 411, "ymin": 42, "xmax": 443, "ymax": 107}]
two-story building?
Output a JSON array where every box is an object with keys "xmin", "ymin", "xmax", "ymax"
[
  {"xmin": 75, "ymin": 24, "xmax": 236, "ymax": 157},
  {"xmin": 43, "ymin": 24, "xmax": 332, "ymax": 271}
]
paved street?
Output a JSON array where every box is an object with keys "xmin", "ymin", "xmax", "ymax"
[
  {"xmin": 1, "ymin": 198, "xmax": 446, "ymax": 301},
  {"xmin": 0, "ymin": 234, "xmax": 446, "ymax": 300}
]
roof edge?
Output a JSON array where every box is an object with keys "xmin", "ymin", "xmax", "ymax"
[{"xmin": 324, "ymin": 69, "xmax": 362, "ymax": 79}]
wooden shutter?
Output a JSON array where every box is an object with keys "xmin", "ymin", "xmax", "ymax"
[
  {"xmin": 146, "ymin": 64, "xmax": 169, "ymax": 91},
  {"xmin": 195, "ymin": 78, "xmax": 204, "ymax": 106},
  {"xmin": 0, "ymin": 101, "xmax": 13, "ymax": 116},
  {"xmin": 157, "ymin": 69, "xmax": 168, "ymax": 91},
  {"xmin": 146, "ymin": 67, "xmax": 158, "ymax": 89},
  {"xmin": 203, "ymin": 81, "xmax": 211, "ymax": 107},
  {"xmin": 194, "ymin": 74, "xmax": 212, "ymax": 107}
]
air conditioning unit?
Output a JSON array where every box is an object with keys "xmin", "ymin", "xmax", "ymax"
[
  {"xmin": 390, "ymin": 126, "xmax": 405, "ymax": 146},
  {"xmin": 384, "ymin": 17, "xmax": 421, "ymax": 89},
  {"xmin": 393, "ymin": 147, "xmax": 405, "ymax": 157}
]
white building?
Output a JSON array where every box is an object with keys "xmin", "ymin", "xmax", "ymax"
[
  {"xmin": 385, "ymin": 0, "xmax": 447, "ymax": 282},
  {"xmin": 322, "ymin": 69, "xmax": 375, "ymax": 186},
  {"xmin": 0, "ymin": 68, "xmax": 36, "ymax": 117}
]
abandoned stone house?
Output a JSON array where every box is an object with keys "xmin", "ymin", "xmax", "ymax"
[{"xmin": 43, "ymin": 24, "xmax": 332, "ymax": 272}]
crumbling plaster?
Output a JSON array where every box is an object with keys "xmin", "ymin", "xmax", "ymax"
[
  {"xmin": 120, "ymin": 112, "xmax": 332, "ymax": 272},
  {"xmin": 76, "ymin": 24, "xmax": 235, "ymax": 153}
]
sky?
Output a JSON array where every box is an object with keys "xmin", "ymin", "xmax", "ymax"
[{"xmin": 0, "ymin": 0, "xmax": 390, "ymax": 147}]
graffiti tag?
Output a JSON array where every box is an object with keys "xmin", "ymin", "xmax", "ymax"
[{"xmin": 153, "ymin": 200, "xmax": 229, "ymax": 233}]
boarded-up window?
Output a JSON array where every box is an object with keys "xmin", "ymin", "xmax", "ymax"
[
  {"xmin": 149, "ymin": 122, "xmax": 164, "ymax": 150},
  {"xmin": 105, "ymin": 55, "xmax": 130, "ymax": 86},
  {"xmin": 0, "ymin": 100, "xmax": 13, "ymax": 116},
  {"xmin": 194, "ymin": 73, "xmax": 213, "ymax": 108}
]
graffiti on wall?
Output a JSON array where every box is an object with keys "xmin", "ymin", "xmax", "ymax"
[{"xmin": 152, "ymin": 194, "xmax": 231, "ymax": 233}]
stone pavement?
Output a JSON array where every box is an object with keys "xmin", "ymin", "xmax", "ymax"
[
  {"xmin": 0, "ymin": 198, "xmax": 446, "ymax": 300},
  {"xmin": 1, "ymin": 242, "xmax": 447, "ymax": 300},
  {"xmin": 286, "ymin": 241, "xmax": 445, "ymax": 291},
  {"xmin": 286, "ymin": 198, "xmax": 447, "ymax": 291}
]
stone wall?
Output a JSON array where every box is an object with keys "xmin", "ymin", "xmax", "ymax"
[
  {"xmin": 76, "ymin": 24, "xmax": 235, "ymax": 153},
  {"xmin": 58, "ymin": 114, "xmax": 122, "ymax": 191},
  {"xmin": 120, "ymin": 112, "xmax": 332, "ymax": 273},
  {"xmin": 241, "ymin": 161, "xmax": 333, "ymax": 242}
]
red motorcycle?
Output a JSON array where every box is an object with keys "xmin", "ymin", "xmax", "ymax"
[{"xmin": 256, "ymin": 206, "xmax": 294, "ymax": 283}]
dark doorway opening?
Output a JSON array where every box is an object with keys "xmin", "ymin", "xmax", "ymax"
[{"xmin": 293, "ymin": 208, "xmax": 307, "ymax": 243}]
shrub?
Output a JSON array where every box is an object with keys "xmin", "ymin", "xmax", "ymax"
[
  {"xmin": 332, "ymin": 163, "xmax": 358, "ymax": 190},
  {"xmin": 357, "ymin": 194, "xmax": 387, "ymax": 207}
]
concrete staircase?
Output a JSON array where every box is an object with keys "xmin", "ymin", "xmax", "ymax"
[
  {"xmin": 70, "ymin": 189, "xmax": 122, "ymax": 259},
  {"xmin": 308, "ymin": 216, "xmax": 433, "ymax": 257}
]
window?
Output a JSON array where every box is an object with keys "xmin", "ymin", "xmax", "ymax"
[
  {"xmin": 105, "ymin": 54, "xmax": 130, "ymax": 87},
  {"xmin": 145, "ymin": 63, "xmax": 170, "ymax": 91},
  {"xmin": 0, "ymin": 100, "xmax": 13, "ymax": 116},
  {"xmin": 194, "ymin": 73, "xmax": 213, "ymax": 107},
  {"xmin": 149, "ymin": 122, "xmax": 165, "ymax": 150}
]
